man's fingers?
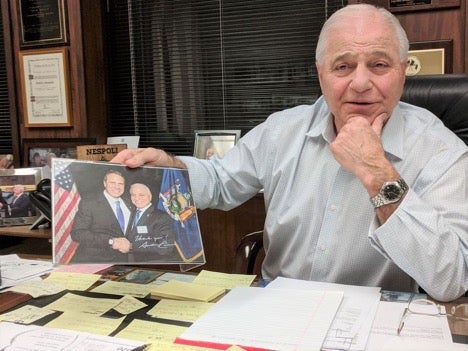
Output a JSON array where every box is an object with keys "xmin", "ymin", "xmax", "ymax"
[{"xmin": 371, "ymin": 113, "xmax": 388, "ymax": 137}]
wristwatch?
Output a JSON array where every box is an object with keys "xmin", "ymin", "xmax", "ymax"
[
  {"xmin": 370, "ymin": 179, "xmax": 408, "ymax": 208},
  {"xmin": 108, "ymin": 238, "xmax": 114, "ymax": 246}
]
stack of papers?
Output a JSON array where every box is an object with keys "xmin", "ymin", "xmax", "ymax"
[
  {"xmin": 0, "ymin": 254, "xmax": 53, "ymax": 288},
  {"xmin": 176, "ymin": 286, "xmax": 344, "ymax": 350},
  {"xmin": 151, "ymin": 280, "xmax": 226, "ymax": 302},
  {"xmin": 267, "ymin": 277, "xmax": 381, "ymax": 351},
  {"xmin": 0, "ymin": 322, "xmax": 146, "ymax": 351}
]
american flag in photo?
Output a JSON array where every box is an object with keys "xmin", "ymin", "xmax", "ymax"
[{"xmin": 53, "ymin": 159, "xmax": 80, "ymax": 264}]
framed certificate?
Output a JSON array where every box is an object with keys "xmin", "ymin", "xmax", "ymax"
[{"xmin": 18, "ymin": 47, "xmax": 72, "ymax": 127}]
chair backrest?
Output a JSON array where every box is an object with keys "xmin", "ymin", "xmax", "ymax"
[
  {"xmin": 401, "ymin": 74, "xmax": 468, "ymax": 145},
  {"xmin": 233, "ymin": 230, "xmax": 264, "ymax": 275}
]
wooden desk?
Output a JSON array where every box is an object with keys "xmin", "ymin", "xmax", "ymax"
[
  {"xmin": 0, "ymin": 225, "xmax": 51, "ymax": 259},
  {"xmin": 0, "ymin": 225, "xmax": 51, "ymax": 239}
]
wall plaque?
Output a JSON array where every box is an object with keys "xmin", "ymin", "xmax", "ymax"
[{"xmin": 18, "ymin": 0, "xmax": 68, "ymax": 48}]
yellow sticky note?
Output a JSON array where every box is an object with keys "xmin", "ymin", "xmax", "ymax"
[
  {"xmin": 193, "ymin": 270, "xmax": 256, "ymax": 289},
  {"xmin": 151, "ymin": 280, "xmax": 225, "ymax": 302},
  {"xmin": 46, "ymin": 311, "xmax": 125, "ymax": 335},
  {"xmin": 147, "ymin": 299, "xmax": 214, "ymax": 322},
  {"xmin": 45, "ymin": 272, "xmax": 101, "ymax": 291}
]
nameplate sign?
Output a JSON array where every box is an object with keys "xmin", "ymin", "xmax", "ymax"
[{"xmin": 76, "ymin": 144, "xmax": 127, "ymax": 162}]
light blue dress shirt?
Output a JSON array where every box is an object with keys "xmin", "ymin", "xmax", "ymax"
[{"xmin": 180, "ymin": 96, "xmax": 468, "ymax": 301}]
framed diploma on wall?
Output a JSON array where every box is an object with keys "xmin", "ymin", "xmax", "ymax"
[{"xmin": 18, "ymin": 47, "xmax": 72, "ymax": 127}]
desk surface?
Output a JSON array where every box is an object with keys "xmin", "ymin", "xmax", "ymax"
[
  {"xmin": 0, "ymin": 266, "xmax": 466, "ymax": 346},
  {"xmin": 0, "ymin": 225, "xmax": 51, "ymax": 239}
]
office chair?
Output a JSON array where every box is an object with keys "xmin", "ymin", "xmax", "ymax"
[
  {"xmin": 233, "ymin": 230, "xmax": 264, "ymax": 275},
  {"xmin": 29, "ymin": 178, "xmax": 51, "ymax": 230}
]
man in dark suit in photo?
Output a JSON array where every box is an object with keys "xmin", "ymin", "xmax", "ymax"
[
  {"xmin": 127, "ymin": 183, "xmax": 178, "ymax": 262},
  {"xmin": 70, "ymin": 170, "xmax": 133, "ymax": 263},
  {"xmin": 8, "ymin": 184, "xmax": 34, "ymax": 217}
]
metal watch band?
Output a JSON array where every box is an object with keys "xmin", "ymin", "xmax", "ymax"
[{"xmin": 370, "ymin": 178, "xmax": 408, "ymax": 208}]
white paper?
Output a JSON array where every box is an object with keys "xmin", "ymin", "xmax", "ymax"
[
  {"xmin": 268, "ymin": 277, "xmax": 381, "ymax": 351},
  {"xmin": 0, "ymin": 254, "xmax": 53, "ymax": 288},
  {"xmin": 366, "ymin": 301, "xmax": 454, "ymax": 351},
  {"xmin": 0, "ymin": 321, "xmax": 145, "ymax": 351},
  {"xmin": 177, "ymin": 286, "xmax": 344, "ymax": 351},
  {"xmin": 107, "ymin": 136, "xmax": 140, "ymax": 149}
]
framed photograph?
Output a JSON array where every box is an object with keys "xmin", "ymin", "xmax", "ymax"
[
  {"xmin": 52, "ymin": 159, "xmax": 205, "ymax": 269},
  {"xmin": 193, "ymin": 130, "xmax": 241, "ymax": 159},
  {"xmin": 18, "ymin": 47, "xmax": 72, "ymax": 127},
  {"xmin": 18, "ymin": 0, "xmax": 68, "ymax": 48},
  {"xmin": 0, "ymin": 168, "xmax": 42, "ymax": 227},
  {"xmin": 406, "ymin": 40, "xmax": 453, "ymax": 76},
  {"xmin": 22, "ymin": 138, "xmax": 96, "ymax": 169},
  {"xmin": 0, "ymin": 154, "xmax": 14, "ymax": 169}
]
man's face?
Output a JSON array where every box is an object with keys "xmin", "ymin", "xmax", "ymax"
[
  {"xmin": 316, "ymin": 12, "xmax": 407, "ymax": 132},
  {"xmin": 104, "ymin": 173, "xmax": 125, "ymax": 198},
  {"xmin": 130, "ymin": 185, "xmax": 151, "ymax": 209}
]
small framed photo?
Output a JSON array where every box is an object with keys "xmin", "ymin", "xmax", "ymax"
[
  {"xmin": 52, "ymin": 159, "xmax": 205, "ymax": 269},
  {"xmin": 22, "ymin": 138, "xmax": 96, "ymax": 168},
  {"xmin": 193, "ymin": 130, "xmax": 241, "ymax": 159},
  {"xmin": 0, "ymin": 168, "xmax": 42, "ymax": 227},
  {"xmin": 18, "ymin": 47, "xmax": 72, "ymax": 127}
]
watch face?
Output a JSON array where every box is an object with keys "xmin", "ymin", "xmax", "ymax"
[{"xmin": 383, "ymin": 183, "xmax": 401, "ymax": 200}]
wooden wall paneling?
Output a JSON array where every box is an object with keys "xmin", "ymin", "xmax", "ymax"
[
  {"xmin": 347, "ymin": 0, "xmax": 466, "ymax": 73},
  {"xmin": 197, "ymin": 194, "xmax": 266, "ymax": 273},
  {"xmin": 0, "ymin": 1, "xmax": 20, "ymax": 166},
  {"xmin": 79, "ymin": 0, "xmax": 108, "ymax": 144},
  {"xmin": 397, "ymin": 7, "xmax": 464, "ymax": 73}
]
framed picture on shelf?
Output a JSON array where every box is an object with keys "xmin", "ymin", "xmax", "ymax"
[
  {"xmin": 18, "ymin": 47, "xmax": 72, "ymax": 127},
  {"xmin": 22, "ymin": 138, "xmax": 96, "ymax": 168},
  {"xmin": 18, "ymin": 0, "xmax": 69, "ymax": 48},
  {"xmin": 193, "ymin": 130, "xmax": 241, "ymax": 160},
  {"xmin": 0, "ymin": 167, "xmax": 42, "ymax": 227},
  {"xmin": 406, "ymin": 40, "xmax": 453, "ymax": 76}
]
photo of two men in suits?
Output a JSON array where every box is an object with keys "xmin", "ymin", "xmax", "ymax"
[{"xmin": 68, "ymin": 168, "xmax": 180, "ymax": 264}]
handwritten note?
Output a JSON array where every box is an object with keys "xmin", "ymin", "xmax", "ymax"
[
  {"xmin": 147, "ymin": 299, "xmax": 214, "ymax": 323},
  {"xmin": 116, "ymin": 319, "xmax": 191, "ymax": 349},
  {"xmin": 193, "ymin": 270, "xmax": 256, "ymax": 289},
  {"xmin": 6, "ymin": 280, "xmax": 65, "ymax": 298},
  {"xmin": 113, "ymin": 295, "xmax": 148, "ymax": 315},
  {"xmin": 46, "ymin": 311, "xmax": 126, "ymax": 335},
  {"xmin": 45, "ymin": 292, "xmax": 120, "ymax": 315},
  {"xmin": 0, "ymin": 304, "xmax": 55, "ymax": 324},
  {"xmin": 91, "ymin": 280, "xmax": 153, "ymax": 298},
  {"xmin": 45, "ymin": 272, "xmax": 101, "ymax": 291}
]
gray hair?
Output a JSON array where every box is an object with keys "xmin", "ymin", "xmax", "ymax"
[{"xmin": 315, "ymin": 4, "xmax": 409, "ymax": 64}]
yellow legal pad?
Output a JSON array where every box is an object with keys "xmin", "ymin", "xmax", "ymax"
[{"xmin": 150, "ymin": 280, "xmax": 225, "ymax": 302}]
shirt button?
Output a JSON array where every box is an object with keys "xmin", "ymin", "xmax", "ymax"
[
  {"xmin": 330, "ymin": 204, "xmax": 337, "ymax": 211},
  {"xmin": 319, "ymin": 245, "xmax": 326, "ymax": 251}
]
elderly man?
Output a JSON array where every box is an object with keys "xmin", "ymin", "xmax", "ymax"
[
  {"xmin": 126, "ymin": 183, "xmax": 177, "ymax": 262},
  {"xmin": 113, "ymin": 4, "xmax": 467, "ymax": 301}
]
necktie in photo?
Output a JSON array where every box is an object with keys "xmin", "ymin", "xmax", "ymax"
[
  {"xmin": 115, "ymin": 200, "xmax": 125, "ymax": 232},
  {"xmin": 133, "ymin": 209, "xmax": 141, "ymax": 227}
]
